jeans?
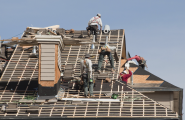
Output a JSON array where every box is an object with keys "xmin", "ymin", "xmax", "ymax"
[
  {"xmin": 86, "ymin": 25, "xmax": 98, "ymax": 41},
  {"xmin": 82, "ymin": 73, "xmax": 94, "ymax": 96},
  {"xmin": 98, "ymin": 50, "xmax": 114, "ymax": 70}
]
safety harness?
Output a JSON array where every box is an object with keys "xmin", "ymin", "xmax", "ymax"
[
  {"xmin": 91, "ymin": 17, "xmax": 99, "ymax": 24},
  {"xmin": 84, "ymin": 60, "xmax": 89, "ymax": 69},
  {"xmin": 83, "ymin": 60, "xmax": 93, "ymax": 83},
  {"xmin": 139, "ymin": 56, "xmax": 146, "ymax": 65}
]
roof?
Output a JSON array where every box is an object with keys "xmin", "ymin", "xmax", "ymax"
[
  {"xmin": 122, "ymin": 63, "xmax": 182, "ymax": 91},
  {"xmin": 0, "ymin": 28, "xmax": 179, "ymax": 119}
]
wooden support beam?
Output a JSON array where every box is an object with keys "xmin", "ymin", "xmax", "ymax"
[
  {"xmin": 131, "ymin": 89, "xmax": 134, "ymax": 117},
  {"xmin": 10, "ymin": 49, "xmax": 31, "ymax": 103},
  {"xmin": 2, "ymin": 46, "xmax": 24, "ymax": 102},
  {"xmin": 121, "ymin": 30, "xmax": 126, "ymax": 59},
  {"xmin": 154, "ymin": 102, "xmax": 156, "ymax": 116},
  {"xmin": 73, "ymin": 106, "xmax": 76, "ymax": 117},
  {"xmin": 55, "ymin": 44, "xmax": 61, "ymax": 84},
  {"xmin": 111, "ymin": 80, "xmax": 113, "ymax": 93},
  {"xmin": 143, "ymin": 99, "xmax": 145, "ymax": 116},
  {"xmin": 99, "ymin": 80, "xmax": 103, "ymax": 98},
  {"xmin": 38, "ymin": 44, "xmax": 41, "ymax": 84},
  {"xmin": 0, "ymin": 38, "xmax": 35, "ymax": 42},
  {"xmin": 165, "ymin": 108, "xmax": 168, "ymax": 117},
  {"xmin": 108, "ymin": 101, "xmax": 110, "ymax": 116},
  {"xmin": 61, "ymin": 101, "xmax": 66, "ymax": 117},
  {"xmin": 84, "ymin": 102, "xmax": 88, "ymax": 117}
]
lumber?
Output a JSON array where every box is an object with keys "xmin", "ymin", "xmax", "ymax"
[{"xmin": 0, "ymin": 38, "xmax": 35, "ymax": 41}]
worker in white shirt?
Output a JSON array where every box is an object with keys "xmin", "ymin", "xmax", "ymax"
[
  {"xmin": 86, "ymin": 13, "xmax": 103, "ymax": 42},
  {"xmin": 97, "ymin": 36, "xmax": 116, "ymax": 73},
  {"xmin": 80, "ymin": 54, "xmax": 94, "ymax": 97},
  {"xmin": 124, "ymin": 60, "xmax": 136, "ymax": 70}
]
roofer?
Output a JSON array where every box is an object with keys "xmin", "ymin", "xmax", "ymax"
[
  {"xmin": 119, "ymin": 68, "xmax": 132, "ymax": 85},
  {"xmin": 119, "ymin": 68, "xmax": 132, "ymax": 91},
  {"xmin": 80, "ymin": 53, "xmax": 94, "ymax": 97},
  {"xmin": 124, "ymin": 60, "xmax": 136, "ymax": 70},
  {"xmin": 127, "ymin": 55, "xmax": 146, "ymax": 69},
  {"xmin": 97, "ymin": 36, "xmax": 116, "ymax": 73},
  {"xmin": 86, "ymin": 13, "xmax": 103, "ymax": 42}
]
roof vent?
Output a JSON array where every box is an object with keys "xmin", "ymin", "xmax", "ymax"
[
  {"xmin": 29, "ymin": 46, "xmax": 38, "ymax": 58},
  {"xmin": 103, "ymin": 25, "xmax": 110, "ymax": 34}
]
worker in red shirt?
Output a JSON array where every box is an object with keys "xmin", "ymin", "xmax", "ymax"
[
  {"xmin": 119, "ymin": 68, "xmax": 132, "ymax": 84},
  {"xmin": 119, "ymin": 68, "xmax": 132, "ymax": 91},
  {"xmin": 127, "ymin": 55, "xmax": 146, "ymax": 69}
]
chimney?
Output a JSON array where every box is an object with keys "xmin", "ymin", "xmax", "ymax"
[{"xmin": 35, "ymin": 35, "xmax": 64, "ymax": 99}]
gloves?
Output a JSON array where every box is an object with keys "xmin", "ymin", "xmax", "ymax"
[{"xmin": 90, "ymin": 78, "xmax": 93, "ymax": 83}]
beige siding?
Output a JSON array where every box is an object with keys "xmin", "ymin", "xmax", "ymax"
[
  {"xmin": 41, "ymin": 49, "xmax": 55, "ymax": 53},
  {"xmin": 41, "ymin": 56, "xmax": 55, "ymax": 61},
  {"xmin": 41, "ymin": 65, "xmax": 55, "ymax": 69},
  {"xmin": 40, "ymin": 44, "xmax": 55, "ymax": 81},
  {"xmin": 41, "ymin": 68, "xmax": 55, "ymax": 72},
  {"xmin": 41, "ymin": 61, "xmax": 55, "ymax": 65},
  {"xmin": 41, "ymin": 44, "xmax": 55, "ymax": 49},
  {"xmin": 143, "ymin": 91, "xmax": 173, "ymax": 110},
  {"xmin": 41, "ymin": 53, "xmax": 55, "ymax": 57},
  {"xmin": 41, "ymin": 76, "xmax": 55, "ymax": 81},
  {"xmin": 41, "ymin": 73, "xmax": 55, "ymax": 77}
]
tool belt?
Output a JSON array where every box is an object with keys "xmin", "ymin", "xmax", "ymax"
[
  {"xmin": 138, "ymin": 60, "xmax": 146, "ymax": 65},
  {"xmin": 98, "ymin": 47, "xmax": 111, "ymax": 54}
]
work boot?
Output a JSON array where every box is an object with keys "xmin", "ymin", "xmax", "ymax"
[
  {"xmin": 87, "ymin": 30, "xmax": 90, "ymax": 37},
  {"xmin": 98, "ymin": 70, "xmax": 101, "ymax": 74},
  {"xmin": 84, "ymin": 94, "xmax": 88, "ymax": 98},
  {"xmin": 90, "ymin": 95, "xmax": 95, "ymax": 98}
]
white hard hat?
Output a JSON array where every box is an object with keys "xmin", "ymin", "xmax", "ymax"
[
  {"xmin": 122, "ymin": 71, "xmax": 127, "ymax": 74},
  {"xmin": 97, "ymin": 13, "xmax": 101, "ymax": 17}
]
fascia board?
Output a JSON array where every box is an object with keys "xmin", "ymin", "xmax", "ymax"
[
  {"xmin": 35, "ymin": 35, "xmax": 64, "ymax": 49},
  {"xmin": 35, "ymin": 35, "xmax": 62, "ymax": 41}
]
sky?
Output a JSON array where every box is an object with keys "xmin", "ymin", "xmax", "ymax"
[{"xmin": 0, "ymin": 0, "xmax": 184, "ymax": 118}]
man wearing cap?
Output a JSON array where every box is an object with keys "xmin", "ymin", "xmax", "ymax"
[
  {"xmin": 119, "ymin": 68, "xmax": 132, "ymax": 85},
  {"xmin": 97, "ymin": 36, "xmax": 116, "ymax": 73},
  {"xmin": 80, "ymin": 54, "xmax": 94, "ymax": 97},
  {"xmin": 119, "ymin": 68, "xmax": 132, "ymax": 91},
  {"xmin": 87, "ymin": 13, "xmax": 103, "ymax": 42},
  {"xmin": 124, "ymin": 60, "xmax": 136, "ymax": 70}
]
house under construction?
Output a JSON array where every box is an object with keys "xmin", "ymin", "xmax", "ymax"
[{"xmin": 0, "ymin": 25, "xmax": 183, "ymax": 120}]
